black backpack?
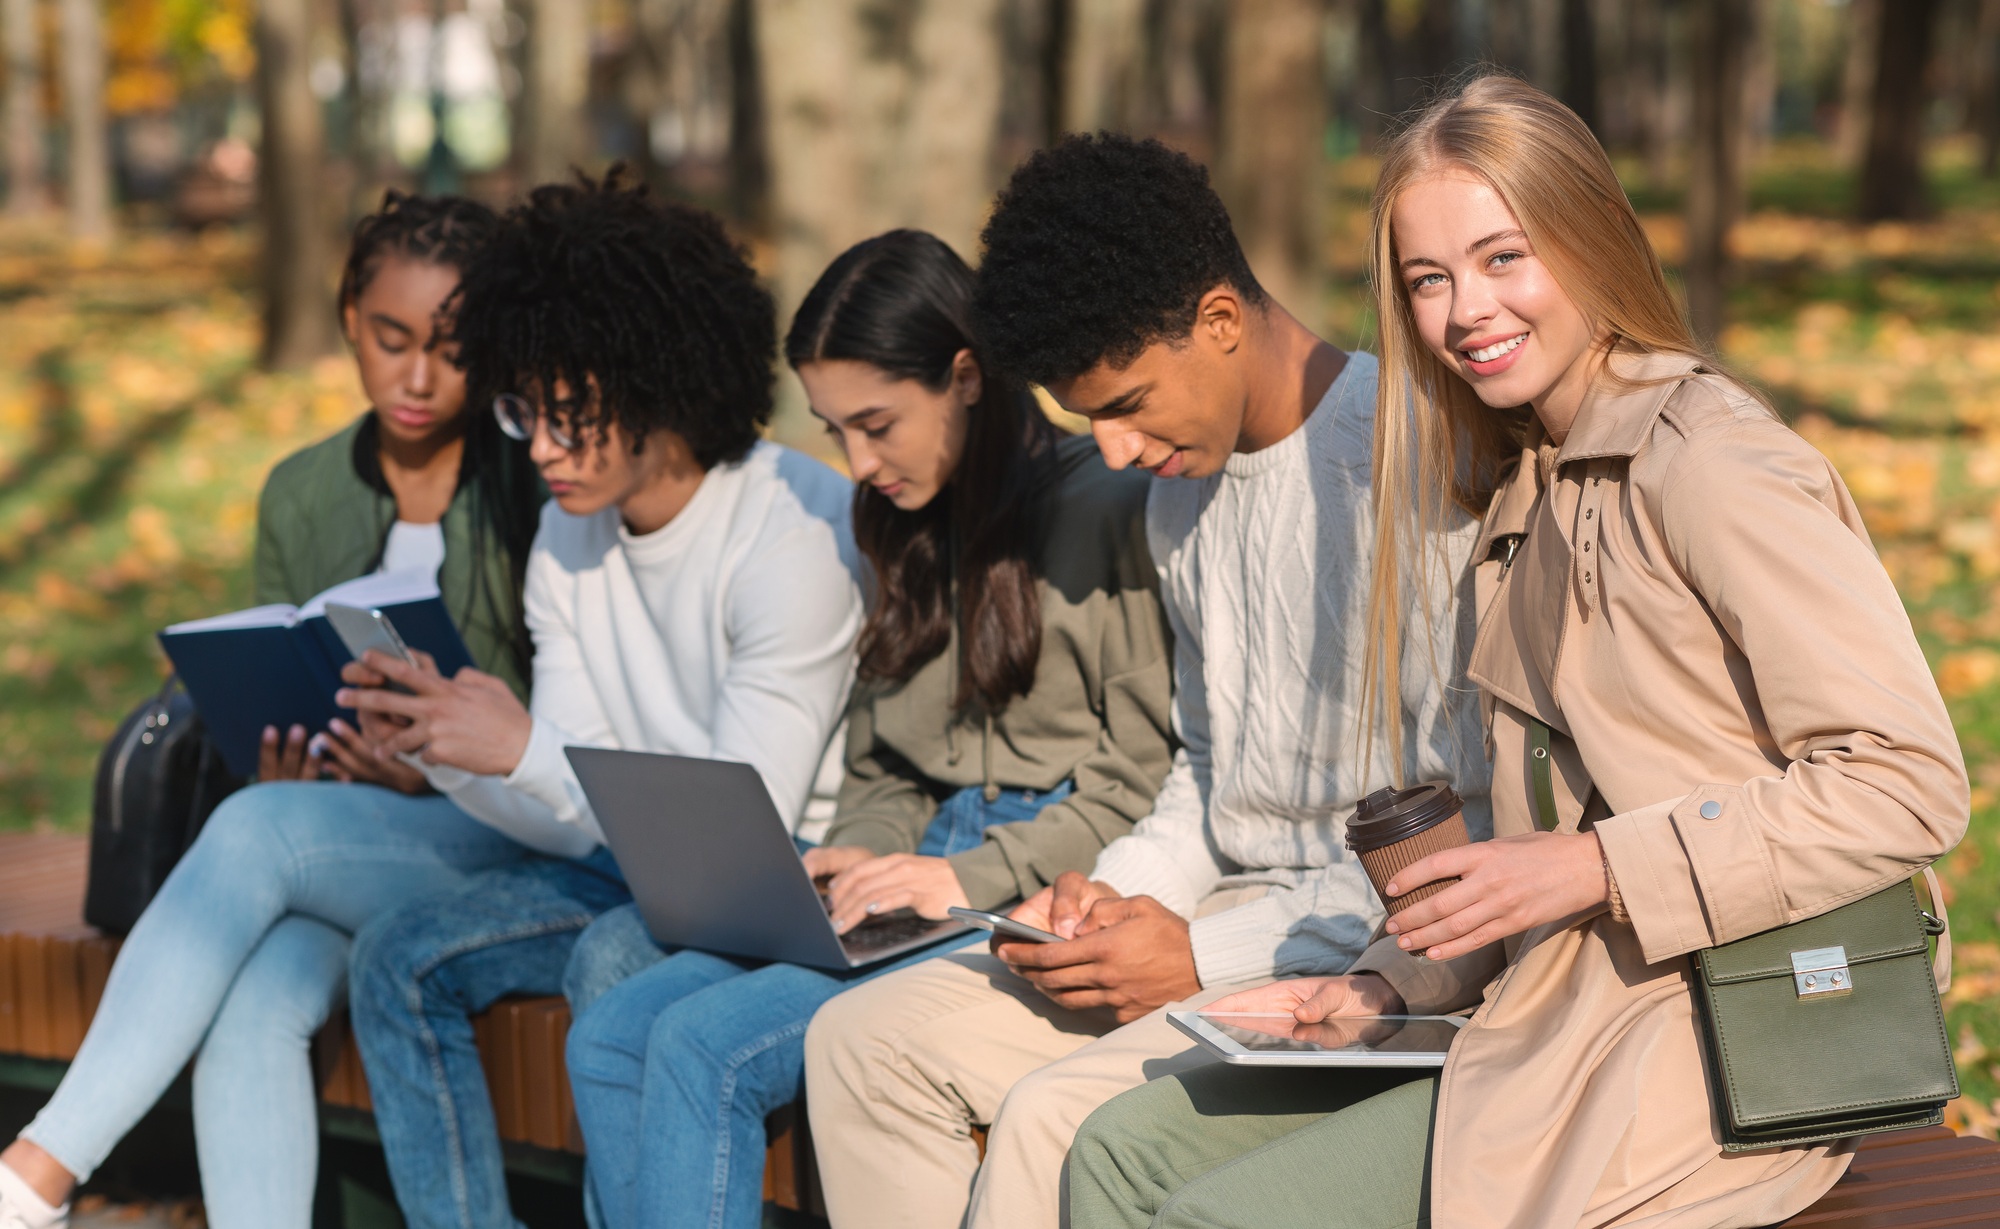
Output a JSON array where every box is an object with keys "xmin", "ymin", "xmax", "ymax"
[{"xmin": 85, "ymin": 675, "xmax": 245, "ymax": 934}]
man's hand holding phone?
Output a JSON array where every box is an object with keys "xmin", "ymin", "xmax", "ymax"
[
  {"xmin": 337, "ymin": 649, "xmax": 534, "ymax": 778},
  {"xmin": 995, "ymin": 870, "xmax": 1201, "ymax": 1024}
]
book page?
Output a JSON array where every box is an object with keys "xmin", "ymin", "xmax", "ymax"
[
  {"xmin": 163, "ymin": 603, "xmax": 300, "ymax": 634},
  {"xmin": 298, "ymin": 569, "xmax": 443, "ymax": 619}
]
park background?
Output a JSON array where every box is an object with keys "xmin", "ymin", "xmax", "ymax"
[{"xmin": 5, "ymin": 0, "xmax": 2000, "ymax": 1155}]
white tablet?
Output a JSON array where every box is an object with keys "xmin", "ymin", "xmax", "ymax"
[{"xmin": 1167, "ymin": 1011, "xmax": 1466, "ymax": 1067}]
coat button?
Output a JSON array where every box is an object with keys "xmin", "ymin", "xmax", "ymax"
[{"xmin": 1700, "ymin": 800, "xmax": 1722, "ymax": 819}]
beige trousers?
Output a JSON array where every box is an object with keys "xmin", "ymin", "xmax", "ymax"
[{"xmin": 803, "ymin": 888, "xmax": 1269, "ymax": 1229}]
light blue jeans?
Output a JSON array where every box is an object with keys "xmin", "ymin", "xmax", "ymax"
[
  {"xmin": 564, "ymin": 782, "xmax": 1070, "ymax": 1229},
  {"xmin": 19, "ymin": 781, "xmax": 523, "ymax": 1229}
]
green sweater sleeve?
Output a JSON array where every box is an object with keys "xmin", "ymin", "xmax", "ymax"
[
  {"xmin": 252, "ymin": 473, "xmax": 300, "ymax": 606},
  {"xmin": 822, "ymin": 695, "xmax": 938, "ymax": 855},
  {"xmin": 944, "ymin": 579, "xmax": 1177, "ymax": 910}
]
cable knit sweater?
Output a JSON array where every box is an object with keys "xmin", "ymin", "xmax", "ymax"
[{"xmin": 1089, "ymin": 351, "xmax": 1493, "ymax": 987}]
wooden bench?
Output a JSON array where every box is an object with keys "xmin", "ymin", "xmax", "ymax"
[
  {"xmin": 0, "ymin": 831, "xmax": 823, "ymax": 1220},
  {"xmin": 3, "ymin": 830, "xmax": 1997, "ymax": 1227}
]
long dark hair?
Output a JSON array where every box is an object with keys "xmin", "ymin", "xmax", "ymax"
[
  {"xmin": 787, "ymin": 230, "xmax": 1057, "ymax": 713},
  {"xmin": 339, "ymin": 191, "xmax": 541, "ymax": 685}
]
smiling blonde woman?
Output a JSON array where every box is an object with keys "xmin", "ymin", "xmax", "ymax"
[{"xmin": 1066, "ymin": 74, "xmax": 1968, "ymax": 1229}]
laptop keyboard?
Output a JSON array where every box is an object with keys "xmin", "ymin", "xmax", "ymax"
[{"xmin": 837, "ymin": 909, "xmax": 958, "ymax": 955}]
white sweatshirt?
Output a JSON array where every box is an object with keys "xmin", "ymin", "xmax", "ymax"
[
  {"xmin": 421, "ymin": 442, "xmax": 864, "ymax": 859},
  {"xmin": 1090, "ymin": 352, "xmax": 1492, "ymax": 987}
]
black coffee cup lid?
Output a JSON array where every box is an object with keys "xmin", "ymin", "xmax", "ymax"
[{"xmin": 1345, "ymin": 782, "xmax": 1464, "ymax": 853}]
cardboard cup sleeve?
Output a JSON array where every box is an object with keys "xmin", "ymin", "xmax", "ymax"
[{"xmin": 1357, "ymin": 811, "xmax": 1471, "ymax": 914}]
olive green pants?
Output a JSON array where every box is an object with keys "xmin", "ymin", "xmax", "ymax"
[{"xmin": 1065, "ymin": 1061, "xmax": 1437, "ymax": 1229}]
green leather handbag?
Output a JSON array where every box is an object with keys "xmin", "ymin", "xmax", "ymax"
[
  {"xmin": 1686, "ymin": 877, "xmax": 1955, "ymax": 1151},
  {"xmin": 1528, "ymin": 719, "xmax": 1958, "ymax": 1151}
]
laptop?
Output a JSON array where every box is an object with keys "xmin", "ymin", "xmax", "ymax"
[{"xmin": 565, "ymin": 746, "xmax": 973, "ymax": 971}]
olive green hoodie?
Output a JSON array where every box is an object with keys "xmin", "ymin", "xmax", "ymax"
[
  {"xmin": 824, "ymin": 433, "xmax": 1176, "ymax": 909},
  {"xmin": 251, "ymin": 413, "xmax": 539, "ymax": 701}
]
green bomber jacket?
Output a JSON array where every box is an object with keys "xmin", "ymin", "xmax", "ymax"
[{"xmin": 251, "ymin": 413, "xmax": 538, "ymax": 701}]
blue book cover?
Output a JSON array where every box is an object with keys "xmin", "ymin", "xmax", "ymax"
[{"xmin": 158, "ymin": 571, "xmax": 474, "ymax": 778}]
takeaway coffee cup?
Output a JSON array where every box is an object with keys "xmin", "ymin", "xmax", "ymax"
[{"xmin": 1345, "ymin": 782, "xmax": 1470, "ymax": 916}]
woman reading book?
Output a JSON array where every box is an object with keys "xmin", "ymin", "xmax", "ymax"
[{"xmin": 0, "ymin": 193, "xmax": 541, "ymax": 1229}]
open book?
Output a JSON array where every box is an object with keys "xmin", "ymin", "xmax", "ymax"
[{"xmin": 158, "ymin": 571, "xmax": 474, "ymax": 778}]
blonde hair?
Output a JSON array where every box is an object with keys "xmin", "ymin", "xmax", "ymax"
[{"xmin": 1361, "ymin": 75, "xmax": 1707, "ymax": 772}]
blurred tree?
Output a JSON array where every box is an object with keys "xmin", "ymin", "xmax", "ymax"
[
  {"xmin": 1836, "ymin": 0, "xmax": 1878, "ymax": 165},
  {"xmin": 520, "ymin": 0, "xmax": 589, "ymax": 184},
  {"xmin": 1561, "ymin": 0, "xmax": 1597, "ymax": 132},
  {"xmin": 754, "ymin": 0, "xmax": 1004, "ymax": 441},
  {"xmin": 1626, "ymin": 0, "xmax": 1677, "ymax": 188},
  {"xmin": 59, "ymin": 0, "xmax": 112, "ymax": 241},
  {"xmin": 3, "ymin": 0, "xmax": 49, "ymax": 213},
  {"xmin": 1972, "ymin": 0, "xmax": 2000, "ymax": 175},
  {"xmin": 1218, "ymin": 0, "xmax": 1324, "ymax": 326},
  {"xmin": 1064, "ymin": 0, "xmax": 1146, "ymax": 132},
  {"xmin": 1685, "ymin": 0, "xmax": 1746, "ymax": 345},
  {"xmin": 256, "ymin": 0, "xmax": 338, "ymax": 366},
  {"xmin": 1858, "ymin": 0, "xmax": 1943, "ymax": 220}
]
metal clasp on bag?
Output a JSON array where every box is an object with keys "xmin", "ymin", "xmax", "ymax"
[{"xmin": 1792, "ymin": 946, "xmax": 1852, "ymax": 998}]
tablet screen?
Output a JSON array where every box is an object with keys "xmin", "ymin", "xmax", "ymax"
[{"xmin": 1198, "ymin": 1013, "xmax": 1464, "ymax": 1056}]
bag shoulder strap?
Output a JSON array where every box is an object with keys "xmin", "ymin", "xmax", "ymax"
[{"xmin": 1529, "ymin": 717, "xmax": 1559, "ymax": 832}]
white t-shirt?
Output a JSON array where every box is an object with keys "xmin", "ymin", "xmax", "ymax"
[
  {"xmin": 379, "ymin": 520, "xmax": 446, "ymax": 578},
  {"xmin": 419, "ymin": 442, "xmax": 864, "ymax": 859}
]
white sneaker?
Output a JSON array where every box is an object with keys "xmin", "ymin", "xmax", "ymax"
[{"xmin": 0, "ymin": 1162, "xmax": 66, "ymax": 1229}]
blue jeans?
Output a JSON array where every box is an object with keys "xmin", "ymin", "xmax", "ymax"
[
  {"xmin": 565, "ymin": 783, "xmax": 1070, "ymax": 1229},
  {"xmin": 347, "ymin": 848, "xmax": 631, "ymax": 1229},
  {"xmin": 20, "ymin": 782, "xmax": 523, "ymax": 1229}
]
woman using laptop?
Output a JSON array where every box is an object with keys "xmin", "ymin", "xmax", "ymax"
[
  {"xmin": 560, "ymin": 229, "xmax": 1177, "ymax": 1229},
  {"xmin": 0, "ymin": 193, "xmax": 540, "ymax": 1229}
]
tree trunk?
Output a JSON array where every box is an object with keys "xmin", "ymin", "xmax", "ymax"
[
  {"xmin": 754, "ymin": 0, "xmax": 1004, "ymax": 442},
  {"xmin": 58, "ymin": 0, "xmax": 110, "ymax": 242},
  {"xmin": 520, "ymin": 0, "xmax": 591, "ymax": 185},
  {"xmin": 3, "ymin": 0, "xmax": 48, "ymax": 214},
  {"xmin": 256, "ymin": 0, "xmax": 339, "ymax": 368},
  {"xmin": 1685, "ymin": 0, "xmax": 1747, "ymax": 347},
  {"xmin": 1857, "ymin": 0, "xmax": 1943, "ymax": 221},
  {"xmin": 1062, "ymin": 0, "xmax": 1147, "ymax": 133},
  {"xmin": 1525, "ymin": 0, "xmax": 1563, "ymax": 95},
  {"xmin": 1972, "ymin": 0, "xmax": 2000, "ymax": 175},
  {"xmin": 1560, "ymin": 0, "xmax": 1598, "ymax": 133},
  {"xmin": 1628, "ymin": 0, "xmax": 1674, "ymax": 185},
  {"xmin": 1837, "ymin": 0, "xmax": 1880, "ymax": 166},
  {"xmin": 1738, "ymin": 0, "xmax": 1774, "ymax": 182},
  {"xmin": 1218, "ymin": 0, "xmax": 1325, "ymax": 327}
]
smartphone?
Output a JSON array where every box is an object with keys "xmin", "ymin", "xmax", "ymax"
[
  {"xmin": 947, "ymin": 906, "xmax": 1064, "ymax": 944},
  {"xmin": 324, "ymin": 604, "xmax": 419, "ymax": 694}
]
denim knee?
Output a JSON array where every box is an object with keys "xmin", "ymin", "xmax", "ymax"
[
  {"xmin": 348, "ymin": 900, "xmax": 445, "ymax": 1023},
  {"xmin": 562, "ymin": 903, "xmax": 665, "ymax": 1014},
  {"xmin": 186, "ymin": 784, "xmax": 301, "ymax": 873}
]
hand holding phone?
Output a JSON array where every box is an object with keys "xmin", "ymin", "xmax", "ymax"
[
  {"xmin": 947, "ymin": 906, "xmax": 1063, "ymax": 945},
  {"xmin": 326, "ymin": 604, "xmax": 420, "ymax": 694}
]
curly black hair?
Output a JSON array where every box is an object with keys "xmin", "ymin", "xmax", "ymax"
[
  {"xmin": 449, "ymin": 166, "xmax": 776, "ymax": 468},
  {"xmin": 974, "ymin": 133, "xmax": 1266, "ymax": 386}
]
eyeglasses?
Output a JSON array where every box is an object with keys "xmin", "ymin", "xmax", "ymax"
[{"xmin": 493, "ymin": 392, "xmax": 580, "ymax": 451}]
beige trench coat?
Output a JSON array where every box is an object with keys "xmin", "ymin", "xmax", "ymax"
[{"xmin": 1350, "ymin": 349, "xmax": 1969, "ymax": 1229}]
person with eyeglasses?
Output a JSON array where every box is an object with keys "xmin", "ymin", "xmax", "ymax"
[
  {"xmin": 328, "ymin": 170, "xmax": 862, "ymax": 1229},
  {"xmin": 0, "ymin": 192, "xmax": 545, "ymax": 1229}
]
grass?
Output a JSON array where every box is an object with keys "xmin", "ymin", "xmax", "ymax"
[{"xmin": 7, "ymin": 138, "xmax": 2000, "ymax": 1127}]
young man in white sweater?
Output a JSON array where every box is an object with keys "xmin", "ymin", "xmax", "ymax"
[
  {"xmin": 803, "ymin": 135, "xmax": 1490, "ymax": 1229},
  {"xmin": 338, "ymin": 174, "xmax": 861, "ymax": 1229}
]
